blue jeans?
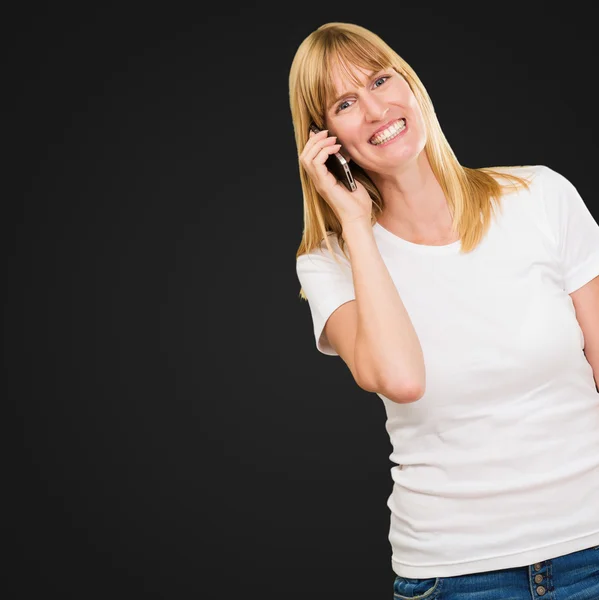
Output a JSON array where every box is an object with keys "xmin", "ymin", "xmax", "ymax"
[{"xmin": 393, "ymin": 545, "xmax": 599, "ymax": 599}]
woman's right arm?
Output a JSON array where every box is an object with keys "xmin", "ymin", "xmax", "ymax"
[
  {"xmin": 325, "ymin": 217, "xmax": 425, "ymax": 403},
  {"xmin": 300, "ymin": 129, "xmax": 425, "ymax": 403}
]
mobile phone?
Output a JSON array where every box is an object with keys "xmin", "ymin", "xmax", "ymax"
[{"xmin": 309, "ymin": 123, "xmax": 357, "ymax": 192}]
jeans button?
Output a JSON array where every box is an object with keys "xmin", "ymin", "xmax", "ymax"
[{"xmin": 537, "ymin": 585, "xmax": 546, "ymax": 595}]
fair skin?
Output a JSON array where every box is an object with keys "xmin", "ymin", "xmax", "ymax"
[
  {"xmin": 325, "ymin": 65, "xmax": 458, "ymax": 245},
  {"xmin": 300, "ymin": 61, "xmax": 598, "ymax": 399}
]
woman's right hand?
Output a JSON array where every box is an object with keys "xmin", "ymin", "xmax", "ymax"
[{"xmin": 299, "ymin": 128, "xmax": 373, "ymax": 227}]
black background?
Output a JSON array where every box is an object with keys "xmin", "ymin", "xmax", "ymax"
[{"xmin": 6, "ymin": 3, "xmax": 599, "ymax": 599}]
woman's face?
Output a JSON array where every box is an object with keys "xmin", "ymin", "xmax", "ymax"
[{"xmin": 324, "ymin": 64, "xmax": 427, "ymax": 176}]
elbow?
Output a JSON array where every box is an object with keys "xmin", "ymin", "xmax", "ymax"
[
  {"xmin": 353, "ymin": 350, "xmax": 426, "ymax": 403},
  {"xmin": 357, "ymin": 370, "xmax": 425, "ymax": 404},
  {"xmin": 377, "ymin": 363, "xmax": 426, "ymax": 403},
  {"xmin": 381, "ymin": 380, "xmax": 425, "ymax": 404}
]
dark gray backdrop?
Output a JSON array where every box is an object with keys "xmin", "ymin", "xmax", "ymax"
[{"xmin": 6, "ymin": 4, "xmax": 598, "ymax": 599}]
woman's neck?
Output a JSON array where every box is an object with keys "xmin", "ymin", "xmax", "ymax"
[{"xmin": 369, "ymin": 155, "xmax": 456, "ymax": 244}]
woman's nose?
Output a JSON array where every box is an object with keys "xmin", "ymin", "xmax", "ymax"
[{"xmin": 364, "ymin": 99, "xmax": 389, "ymax": 122}]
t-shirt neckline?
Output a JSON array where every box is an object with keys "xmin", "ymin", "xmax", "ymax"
[{"xmin": 373, "ymin": 221, "xmax": 462, "ymax": 255}]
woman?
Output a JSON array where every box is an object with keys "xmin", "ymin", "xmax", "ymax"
[{"xmin": 289, "ymin": 22, "xmax": 599, "ymax": 599}]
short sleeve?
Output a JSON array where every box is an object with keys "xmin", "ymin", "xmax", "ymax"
[
  {"xmin": 296, "ymin": 238, "xmax": 356, "ymax": 356},
  {"xmin": 539, "ymin": 166, "xmax": 599, "ymax": 294}
]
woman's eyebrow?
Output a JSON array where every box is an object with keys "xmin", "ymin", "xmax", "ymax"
[{"xmin": 327, "ymin": 69, "xmax": 379, "ymax": 109}]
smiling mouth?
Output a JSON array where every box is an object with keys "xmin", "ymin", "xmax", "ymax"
[{"xmin": 369, "ymin": 118, "xmax": 406, "ymax": 145}]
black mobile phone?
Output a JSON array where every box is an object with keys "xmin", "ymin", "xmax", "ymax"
[{"xmin": 309, "ymin": 123, "xmax": 357, "ymax": 192}]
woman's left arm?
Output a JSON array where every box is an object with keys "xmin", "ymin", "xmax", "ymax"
[{"xmin": 570, "ymin": 275, "xmax": 599, "ymax": 390}]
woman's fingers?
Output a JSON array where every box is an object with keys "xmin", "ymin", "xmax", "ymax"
[
  {"xmin": 300, "ymin": 129, "xmax": 342, "ymax": 179},
  {"xmin": 301, "ymin": 129, "xmax": 335, "ymax": 161}
]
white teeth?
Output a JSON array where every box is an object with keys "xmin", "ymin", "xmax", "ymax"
[{"xmin": 370, "ymin": 119, "xmax": 406, "ymax": 145}]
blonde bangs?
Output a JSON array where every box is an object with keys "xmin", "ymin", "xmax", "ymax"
[
  {"xmin": 289, "ymin": 22, "xmax": 532, "ymax": 290},
  {"xmin": 303, "ymin": 28, "xmax": 393, "ymax": 128}
]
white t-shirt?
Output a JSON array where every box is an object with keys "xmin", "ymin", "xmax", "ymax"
[{"xmin": 295, "ymin": 165, "xmax": 599, "ymax": 578}]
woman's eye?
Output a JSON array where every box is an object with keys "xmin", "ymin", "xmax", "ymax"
[
  {"xmin": 337, "ymin": 100, "xmax": 352, "ymax": 112},
  {"xmin": 335, "ymin": 75, "xmax": 390, "ymax": 112}
]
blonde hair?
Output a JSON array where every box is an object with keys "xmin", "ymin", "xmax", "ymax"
[{"xmin": 289, "ymin": 22, "xmax": 531, "ymax": 299}]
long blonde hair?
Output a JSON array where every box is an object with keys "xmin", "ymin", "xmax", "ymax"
[{"xmin": 289, "ymin": 22, "xmax": 531, "ymax": 299}]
